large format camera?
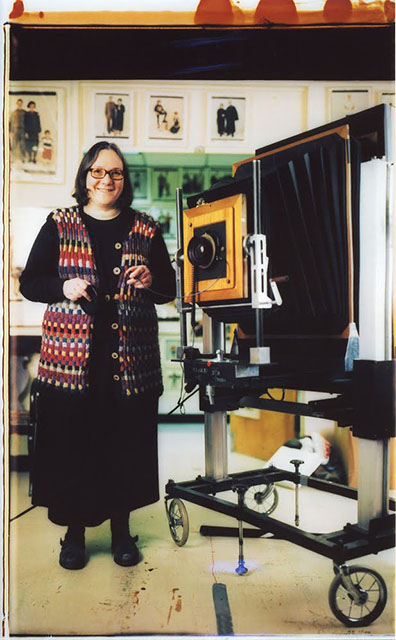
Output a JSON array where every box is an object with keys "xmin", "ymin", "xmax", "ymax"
[{"xmin": 165, "ymin": 105, "xmax": 395, "ymax": 628}]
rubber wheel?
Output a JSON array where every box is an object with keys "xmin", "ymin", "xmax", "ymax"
[
  {"xmin": 243, "ymin": 483, "xmax": 279, "ymax": 515},
  {"xmin": 167, "ymin": 498, "xmax": 189, "ymax": 546},
  {"xmin": 329, "ymin": 565, "xmax": 387, "ymax": 627}
]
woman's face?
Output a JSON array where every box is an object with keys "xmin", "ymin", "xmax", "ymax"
[{"xmin": 86, "ymin": 149, "xmax": 124, "ymax": 210}]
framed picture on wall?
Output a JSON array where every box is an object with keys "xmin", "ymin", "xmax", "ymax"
[
  {"xmin": 182, "ymin": 169, "xmax": 204, "ymax": 195},
  {"xmin": 128, "ymin": 167, "xmax": 148, "ymax": 200},
  {"xmin": 164, "ymin": 338, "xmax": 179, "ymax": 361},
  {"xmin": 208, "ymin": 167, "xmax": 233, "ymax": 188},
  {"xmin": 9, "ymin": 87, "xmax": 64, "ymax": 183},
  {"xmin": 208, "ymin": 95, "xmax": 246, "ymax": 142},
  {"xmin": 93, "ymin": 91, "xmax": 132, "ymax": 141},
  {"xmin": 328, "ymin": 88, "xmax": 371, "ymax": 121},
  {"xmin": 152, "ymin": 168, "xmax": 178, "ymax": 201},
  {"xmin": 145, "ymin": 204, "xmax": 176, "ymax": 238},
  {"xmin": 148, "ymin": 94, "xmax": 185, "ymax": 141}
]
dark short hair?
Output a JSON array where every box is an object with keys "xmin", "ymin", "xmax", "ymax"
[
  {"xmin": 27, "ymin": 101, "xmax": 36, "ymax": 108},
  {"xmin": 72, "ymin": 141, "xmax": 133, "ymax": 208}
]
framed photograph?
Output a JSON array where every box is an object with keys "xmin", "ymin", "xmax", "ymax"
[
  {"xmin": 208, "ymin": 167, "xmax": 233, "ymax": 188},
  {"xmin": 128, "ymin": 166, "xmax": 148, "ymax": 200},
  {"xmin": 162, "ymin": 365, "xmax": 183, "ymax": 391},
  {"xmin": 182, "ymin": 169, "xmax": 204, "ymax": 195},
  {"xmin": 9, "ymin": 88, "xmax": 64, "ymax": 183},
  {"xmin": 209, "ymin": 95, "xmax": 246, "ymax": 141},
  {"xmin": 157, "ymin": 208, "xmax": 174, "ymax": 236},
  {"xmin": 377, "ymin": 91, "xmax": 395, "ymax": 108},
  {"xmin": 144, "ymin": 203, "xmax": 176, "ymax": 238},
  {"xmin": 152, "ymin": 168, "xmax": 178, "ymax": 201},
  {"xmin": 329, "ymin": 88, "xmax": 371, "ymax": 121},
  {"xmin": 93, "ymin": 91, "xmax": 132, "ymax": 140},
  {"xmin": 148, "ymin": 94, "xmax": 184, "ymax": 141},
  {"xmin": 164, "ymin": 338, "xmax": 179, "ymax": 361}
]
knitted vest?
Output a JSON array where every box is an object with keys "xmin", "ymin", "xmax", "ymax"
[{"xmin": 37, "ymin": 206, "xmax": 163, "ymax": 397}]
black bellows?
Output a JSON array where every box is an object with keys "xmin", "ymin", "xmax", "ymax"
[{"xmin": 188, "ymin": 131, "xmax": 360, "ymax": 340}]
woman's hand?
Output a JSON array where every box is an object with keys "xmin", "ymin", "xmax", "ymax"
[
  {"xmin": 63, "ymin": 278, "xmax": 92, "ymax": 302},
  {"xmin": 126, "ymin": 265, "xmax": 152, "ymax": 289}
]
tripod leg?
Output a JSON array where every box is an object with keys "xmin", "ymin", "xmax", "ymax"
[{"xmin": 235, "ymin": 487, "xmax": 248, "ymax": 575}]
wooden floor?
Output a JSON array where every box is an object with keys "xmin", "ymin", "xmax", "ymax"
[{"xmin": 6, "ymin": 423, "xmax": 395, "ymax": 638}]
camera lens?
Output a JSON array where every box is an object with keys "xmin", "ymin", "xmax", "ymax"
[{"xmin": 187, "ymin": 233, "xmax": 217, "ymax": 269}]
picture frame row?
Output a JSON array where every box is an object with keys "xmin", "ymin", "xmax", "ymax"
[
  {"xmin": 130, "ymin": 165, "xmax": 231, "ymax": 202},
  {"xmin": 8, "ymin": 86, "xmax": 395, "ymax": 184},
  {"xmin": 90, "ymin": 92, "xmax": 247, "ymax": 144}
]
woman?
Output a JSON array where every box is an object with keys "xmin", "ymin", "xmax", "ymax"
[
  {"xmin": 24, "ymin": 100, "xmax": 41, "ymax": 163},
  {"xmin": 20, "ymin": 141, "xmax": 176, "ymax": 570},
  {"xmin": 113, "ymin": 98, "xmax": 125, "ymax": 135},
  {"xmin": 169, "ymin": 111, "xmax": 181, "ymax": 135}
]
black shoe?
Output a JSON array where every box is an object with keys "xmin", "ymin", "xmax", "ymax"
[
  {"xmin": 111, "ymin": 535, "xmax": 140, "ymax": 567},
  {"xmin": 59, "ymin": 537, "xmax": 86, "ymax": 570}
]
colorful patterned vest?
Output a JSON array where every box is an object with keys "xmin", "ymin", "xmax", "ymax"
[{"xmin": 37, "ymin": 206, "xmax": 163, "ymax": 397}]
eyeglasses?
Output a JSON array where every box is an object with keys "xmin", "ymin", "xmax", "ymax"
[{"xmin": 89, "ymin": 168, "xmax": 124, "ymax": 181}]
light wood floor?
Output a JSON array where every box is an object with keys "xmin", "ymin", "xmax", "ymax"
[{"xmin": 6, "ymin": 423, "xmax": 395, "ymax": 638}]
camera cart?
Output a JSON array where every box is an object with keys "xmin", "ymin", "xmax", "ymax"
[{"xmin": 165, "ymin": 105, "xmax": 395, "ymax": 627}]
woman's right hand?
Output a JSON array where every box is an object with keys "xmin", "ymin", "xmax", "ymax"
[{"xmin": 63, "ymin": 278, "xmax": 92, "ymax": 302}]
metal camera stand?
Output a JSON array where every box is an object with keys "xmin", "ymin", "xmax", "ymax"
[{"xmin": 165, "ymin": 160, "xmax": 395, "ymax": 627}]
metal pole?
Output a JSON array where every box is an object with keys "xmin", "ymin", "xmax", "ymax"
[
  {"xmin": 253, "ymin": 159, "xmax": 262, "ymax": 235},
  {"xmin": 357, "ymin": 159, "xmax": 390, "ymax": 529},
  {"xmin": 253, "ymin": 159, "xmax": 265, "ymax": 348},
  {"xmin": 203, "ymin": 312, "xmax": 228, "ymax": 480},
  {"xmin": 235, "ymin": 487, "xmax": 248, "ymax": 575},
  {"xmin": 175, "ymin": 187, "xmax": 188, "ymax": 348}
]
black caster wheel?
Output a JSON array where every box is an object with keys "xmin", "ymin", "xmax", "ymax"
[
  {"xmin": 329, "ymin": 565, "xmax": 387, "ymax": 627},
  {"xmin": 243, "ymin": 483, "xmax": 279, "ymax": 515},
  {"xmin": 166, "ymin": 498, "xmax": 189, "ymax": 546}
]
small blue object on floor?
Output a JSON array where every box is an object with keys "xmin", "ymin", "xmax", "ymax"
[{"xmin": 235, "ymin": 559, "xmax": 248, "ymax": 575}]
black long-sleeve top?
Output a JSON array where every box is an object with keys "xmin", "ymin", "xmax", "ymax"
[
  {"xmin": 24, "ymin": 111, "xmax": 41, "ymax": 138},
  {"xmin": 20, "ymin": 207, "xmax": 176, "ymax": 305},
  {"xmin": 20, "ymin": 207, "xmax": 176, "ymax": 396}
]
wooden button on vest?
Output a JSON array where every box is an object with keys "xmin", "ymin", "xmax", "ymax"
[
  {"xmin": 113, "ymin": 374, "xmax": 120, "ymax": 381},
  {"xmin": 111, "ymin": 352, "xmax": 118, "ymax": 359},
  {"xmin": 113, "ymin": 267, "xmax": 121, "ymax": 275},
  {"xmin": 104, "ymin": 294, "xmax": 111, "ymax": 302},
  {"xmin": 111, "ymin": 322, "xmax": 119, "ymax": 330},
  {"xmin": 115, "ymin": 242, "xmax": 122, "ymax": 249}
]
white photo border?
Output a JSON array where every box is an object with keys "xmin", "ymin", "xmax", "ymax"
[
  {"xmin": 327, "ymin": 87, "xmax": 372, "ymax": 122},
  {"xmin": 8, "ymin": 86, "xmax": 65, "ymax": 185},
  {"xmin": 206, "ymin": 92, "xmax": 248, "ymax": 147},
  {"xmin": 145, "ymin": 92, "xmax": 187, "ymax": 146},
  {"xmin": 375, "ymin": 90, "xmax": 395, "ymax": 108},
  {"xmin": 90, "ymin": 89, "xmax": 134, "ymax": 149}
]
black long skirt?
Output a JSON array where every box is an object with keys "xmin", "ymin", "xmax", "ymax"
[{"xmin": 31, "ymin": 385, "xmax": 159, "ymax": 527}]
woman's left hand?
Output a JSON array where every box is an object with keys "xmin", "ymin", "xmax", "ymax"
[{"xmin": 126, "ymin": 265, "xmax": 152, "ymax": 289}]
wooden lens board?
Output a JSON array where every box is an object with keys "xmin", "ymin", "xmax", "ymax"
[{"xmin": 183, "ymin": 193, "xmax": 247, "ymax": 303}]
